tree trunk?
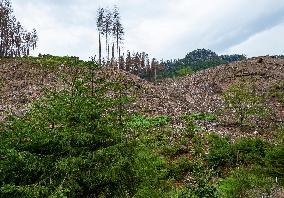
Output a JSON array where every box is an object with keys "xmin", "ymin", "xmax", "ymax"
[
  {"xmin": 105, "ymin": 28, "xmax": 108, "ymax": 60},
  {"xmin": 107, "ymin": 44, "xmax": 110, "ymax": 61},
  {"xmin": 99, "ymin": 33, "xmax": 101, "ymax": 64},
  {"xmin": 111, "ymin": 43, "xmax": 114, "ymax": 65},
  {"xmin": 118, "ymin": 47, "xmax": 121, "ymax": 69},
  {"xmin": 116, "ymin": 28, "xmax": 119, "ymax": 58}
]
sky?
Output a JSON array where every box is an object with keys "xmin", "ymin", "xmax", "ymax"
[{"xmin": 12, "ymin": 0, "xmax": 284, "ymax": 60}]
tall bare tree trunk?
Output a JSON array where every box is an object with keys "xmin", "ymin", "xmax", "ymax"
[
  {"xmin": 111, "ymin": 43, "xmax": 115, "ymax": 66},
  {"xmin": 107, "ymin": 44, "xmax": 110, "ymax": 61},
  {"xmin": 118, "ymin": 46, "xmax": 121, "ymax": 69},
  {"xmin": 105, "ymin": 32, "xmax": 108, "ymax": 60},
  {"xmin": 99, "ymin": 33, "xmax": 101, "ymax": 64}
]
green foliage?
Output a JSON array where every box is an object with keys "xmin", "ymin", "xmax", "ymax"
[
  {"xmin": 207, "ymin": 135, "xmax": 270, "ymax": 168},
  {"xmin": 190, "ymin": 59, "xmax": 226, "ymax": 71},
  {"xmin": 223, "ymin": 80, "xmax": 270, "ymax": 126},
  {"xmin": 160, "ymin": 144, "xmax": 183, "ymax": 157},
  {"xmin": 160, "ymin": 49, "xmax": 245, "ymax": 79},
  {"xmin": 207, "ymin": 134, "xmax": 283, "ymax": 197},
  {"xmin": 174, "ymin": 161, "xmax": 217, "ymax": 198},
  {"xmin": 176, "ymin": 67, "xmax": 192, "ymax": 77},
  {"xmin": 159, "ymin": 113, "xmax": 213, "ymax": 158},
  {"xmin": 270, "ymin": 80, "xmax": 284, "ymax": 104},
  {"xmin": 181, "ymin": 112, "xmax": 217, "ymax": 139},
  {"xmin": 0, "ymin": 184, "xmax": 50, "ymax": 198},
  {"xmin": 217, "ymin": 167, "xmax": 274, "ymax": 198},
  {"xmin": 19, "ymin": 55, "xmax": 96, "ymax": 69},
  {"xmin": 182, "ymin": 112, "xmax": 217, "ymax": 122},
  {"xmin": 207, "ymin": 134, "xmax": 232, "ymax": 168},
  {"xmin": 166, "ymin": 131, "xmax": 283, "ymax": 198},
  {"xmin": 191, "ymin": 135, "xmax": 205, "ymax": 158},
  {"xmin": 233, "ymin": 138, "xmax": 270, "ymax": 165},
  {"xmin": 168, "ymin": 157, "xmax": 193, "ymax": 181},
  {"xmin": 126, "ymin": 114, "xmax": 170, "ymax": 129},
  {"xmin": 265, "ymin": 144, "xmax": 284, "ymax": 177},
  {"xmin": 178, "ymin": 182, "xmax": 217, "ymax": 198}
]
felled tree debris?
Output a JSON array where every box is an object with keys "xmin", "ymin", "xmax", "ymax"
[{"xmin": 1, "ymin": 56, "xmax": 284, "ymax": 139}]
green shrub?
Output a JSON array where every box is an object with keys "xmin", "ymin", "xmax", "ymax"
[
  {"xmin": 181, "ymin": 113, "xmax": 217, "ymax": 140},
  {"xmin": 181, "ymin": 113, "xmax": 217, "ymax": 123},
  {"xmin": 168, "ymin": 157, "xmax": 193, "ymax": 181},
  {"xmin": 207, "ymin": 134, "xmax": 233, "ymax": 168},
  {"xmin": 126, "ymin": 114, "xmax": 170, "ymax": 129},
  {"xmin": 191, "ymin": 135, "xmax": 205, "ymax": 158},
  {"xmin": 20, "ymin": 55, "xmax": 93, "ymax": 69},
  {"xmin": 270, "ymin": 80, "xmax": 284, "ymax": 104},
  {"xmin": 161, "ymin": 144, "xmax": 185, "ymax": 157},
  {"xmin": 217, "ymin": 167, "xmax": 274, "ymax": 198},
  {"xmin": 265, "ymin": 144, "xmax": 284, "ymax": 177},
  {"xmin": 176, "ymin": 67, "xmax": 192, "ymax": 77},
  {"xmin": 233, "ymin": 138, "xmax": 269, "ymax": 166},
  {"xmin": 208, "ymin": 134, "xmax": 270, "ymax": 168},
  {"xmin": 223, "ymin": 80, "xmax": 270, "ymax": 126},
  {"xmin": 0, "ymin": 184, "xmax": 50, "ymax": 198},
  {"xmin": 176, "ymin": 161, "xmax": 217, "ymax": 198}
]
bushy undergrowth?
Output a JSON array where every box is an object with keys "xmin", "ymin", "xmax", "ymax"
[
  {"xmin": 207, "ymin": 135, "xmax": 270, "ymax": 168},
  {"xmin": 163, "ymin": 114, "xmax": 283, "ymax": 197},
  {"xmin": 126, "ymin": 114, "xmax": 170, "ymax": 129},
  {"xmin": 223, "ymin": 80, "xmax": 270, "ymax": 128},
  {"xmin": 207, "ymin": 135, "xmax": 284, "ymax": 197}
]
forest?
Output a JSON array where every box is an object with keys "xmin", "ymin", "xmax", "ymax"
[{"xmin": 0, "ymin": 1, "xmax": 283, "ymax": 198}]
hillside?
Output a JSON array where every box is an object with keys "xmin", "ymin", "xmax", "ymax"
[
  {"xmin": 1, "ymin": 56, "xmax": 284, "ymax": 197},
  {"xmin": 134, "ymin": 56, "xmax": 284, "ymax": 138},
  {"xmin": 0, "ymin": 58, "xmax": 62, "ymax": 120},
  {"xmin": 1, "ymin": 56, "xmax": 284, "ymax": 137}
]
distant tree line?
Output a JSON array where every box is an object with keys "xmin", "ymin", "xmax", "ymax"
[
  {"xmin": 0, "ymin": 0, "xmax": 38, "ymax": 57},
  {"xmin": 112, "ymin": 49, "xmax": 246, "ymax": 81},
  {"xmin": 97, "ymin": 48, "xmax": 245, "ymax": 81},
  {"xmin": 275, "ymin": 55, "xmax": 284, "ymax": 59},
  {"xmin": 161, "ymin": 49, "xmax": 246, "ymax": 78}
]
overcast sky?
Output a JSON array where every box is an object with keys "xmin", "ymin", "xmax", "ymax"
[{"xmin": 12, "ymin": 0, "xmax": 284, "ymax": 60}]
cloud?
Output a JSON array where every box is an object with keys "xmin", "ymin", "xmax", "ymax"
[
  {"xmin": 167, "ymin": 0, "xmax": 284, "ymax": 57},
  {"xmin": 204, "ymin": 1, "xmax": 284, "ymax": 52},
  {"xmin": 225, "ymin": 22, "xmax": 284, "ymax": 56},
  {"xmin": 12, "ymin": 0, "xmax": 284, "ymax": 60}
]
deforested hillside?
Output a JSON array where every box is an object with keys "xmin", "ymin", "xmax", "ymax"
[
  {"xmin": 0, "ymin": 56, "xmax": 284, "ymax": 141},
  {"xmin": 146, "ymin": 56, "xmax": 284, "ymax": 115},
  {"xmin": 1, "ymin": 55, "xmax": 284, "ymax": 197},
  {"xmin": 1, "ymin": 56, "xmax": 284, "ymax": 131},
  {"xmin": 0, "ymin": 58, "xmax": 68, "ymax": 121},
  {"xmin": 0, "ymin": 56, "xmax": 153, "ymax": 121}
]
